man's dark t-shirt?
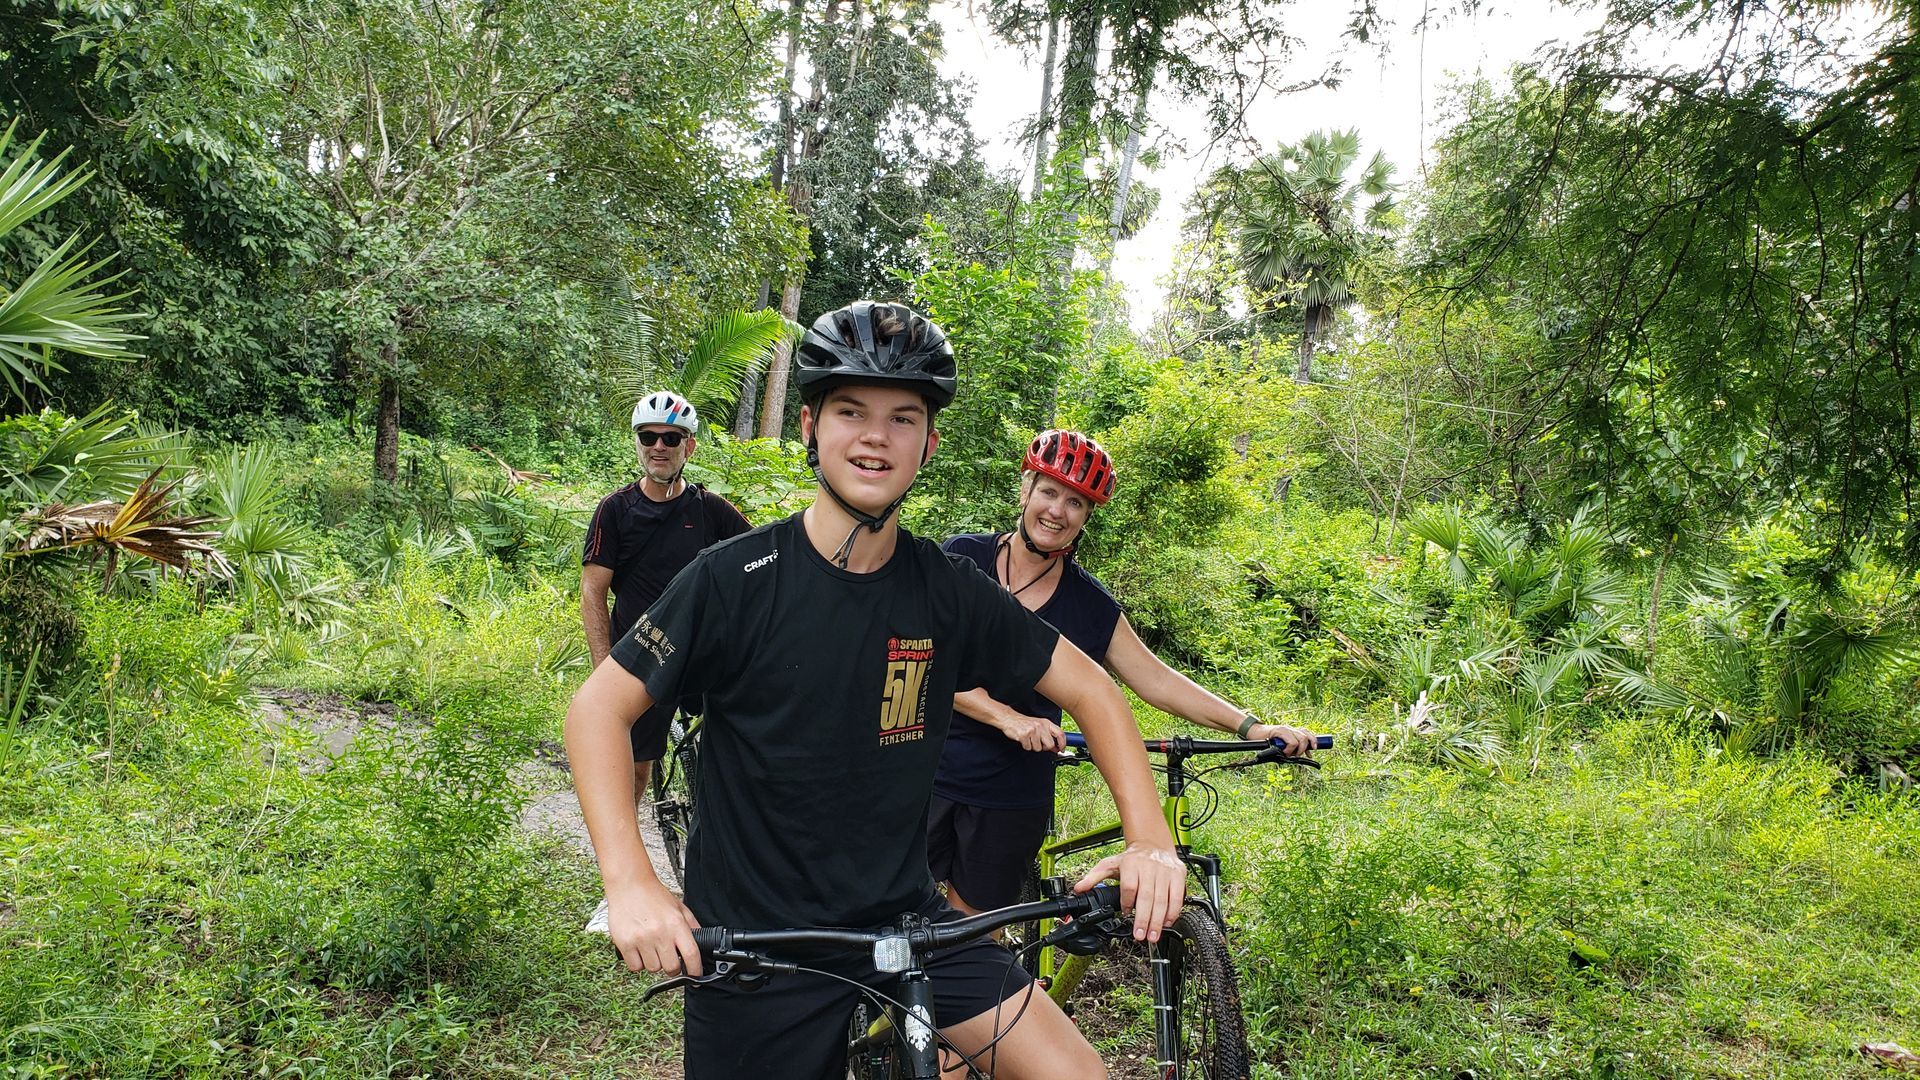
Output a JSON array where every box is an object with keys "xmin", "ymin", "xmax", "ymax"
[
  {"xmin": 609, "ymin": 513, "xmax": 1061, "ymax": 929},
  {"xmin": 583, "ymin": 482, "xmax": 751, "ymax": 642},
  {"xmin": 934, "ymin": 533, "xmax": 1123, "ymax": 810}
]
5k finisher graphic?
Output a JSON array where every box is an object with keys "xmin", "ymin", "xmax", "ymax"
[{"xmin": 878, "ymin": 637, "xmax": 934, "ymax": 745}]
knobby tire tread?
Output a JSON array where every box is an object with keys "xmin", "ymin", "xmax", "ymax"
[
  {"xmin": 1167, "ymin": 909, "xmax": 1251, "ymax": 1080},
  {"xmin": 650, "ymin": 718, "xmax": 695, "ymax": 891}
]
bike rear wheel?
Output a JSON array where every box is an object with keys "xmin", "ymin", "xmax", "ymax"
[
  {"xmin": 1159, "ymin": 909, "xmax": 1250, "ymax": 1079},
  {"xmin": 649, "ymin": 716, "xmax": 698, "ymax": 890}
]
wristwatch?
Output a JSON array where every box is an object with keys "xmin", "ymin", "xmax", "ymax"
[{"xmin": 1235, "ymin": 712, "xmax": 1260, "ymax": 739}]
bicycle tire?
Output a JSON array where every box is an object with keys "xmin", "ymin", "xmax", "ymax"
[
  {"xmin": 998, "ymin": 862, "xmax": 1044, "ymax": 975},
  {"xmin": 649, "ymin": 717, "xmax": 697, "ymax": 890},
  {"xmin": 845, "ymin": 998, "xmax": 903, "ymax": 1079},
  {"xmin": 1162, "ymin": 909, "xmax": 1251, "ymax": 1079}
]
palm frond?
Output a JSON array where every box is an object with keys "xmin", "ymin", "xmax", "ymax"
[
  {"xmin": 679, "ymin": 309, "xmax": 801, "ymax": 425},
  {"xmin": 1600, "ymin": 664, "xmax": 1697, "ymax": 710},
  {"xmin": 1790, "ymin": 611, "xmax": 1915, "ymax": 683},
  {"xmin": 6, "ymin": 469, "xmax": 230, "ymax": 585},
  {"xmin": 0, "ymin": 233, "xmax": 144, "ymax": 403},
  {"xmin": 1552, "ymin": 506, "xmax": 1611, "ymax": 568},
  {"xmin": 0, "ymin": 122, "xmax": 89, "ymax": 236},
  {"xmin": 0, "ymin": 124, "xmax": 144, "ymax": 404},
  {"xmin": 2, "ymin": 405, "xmax": 185, "ymax": 506}
]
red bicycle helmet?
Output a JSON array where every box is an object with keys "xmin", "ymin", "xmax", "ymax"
[{"xmin": 1023, "ymin": 429, "xmax": 1115, "ymax": 505}]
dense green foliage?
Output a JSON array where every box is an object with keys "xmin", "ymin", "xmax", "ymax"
[{"xmin": 3, "ymin": 0, "xmax": 1919, "ymax": 1075}]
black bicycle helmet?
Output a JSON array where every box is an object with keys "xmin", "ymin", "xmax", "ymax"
[{"xmin": 796, "ymin": 301, "xmax": 957, "ymax": 410}]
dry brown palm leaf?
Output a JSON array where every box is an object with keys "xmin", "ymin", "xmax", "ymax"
[
  {"xmin": 6, "ymin": 468, "xmax": 231, "ymax": 586},
  {"xmin": 474, "ymin": 445, "xmax": 550, "ymax": 486}
]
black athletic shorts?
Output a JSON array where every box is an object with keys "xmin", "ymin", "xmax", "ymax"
[
  {"xmin": 682, "ymin": 893, "xmax": 1037, "ymax": 1079},
  {"xmin": 926, "ymin": 796, "xmax": 1050, "ymax": 910},
  {"xmin": 628, "ymin": 697, "xmax": 672, "ymax": 762}
]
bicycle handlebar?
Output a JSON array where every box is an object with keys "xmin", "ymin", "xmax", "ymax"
[
  {"xmin": 687, "ymin": 883, "xmax": 1125, "ymax": 967},
  {"xmin": 1061, "ymin": 732, "xmax": 1334, "ymax": 753}
]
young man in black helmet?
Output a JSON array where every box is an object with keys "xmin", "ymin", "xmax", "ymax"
[{"xmin": 566, "ymin": 300, "xmax": 1185, "ymax": 1078}]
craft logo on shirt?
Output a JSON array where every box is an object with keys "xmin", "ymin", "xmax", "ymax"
[{"xmin": 878, "ymin": 636, "xmax": 934, "ymax": 745}]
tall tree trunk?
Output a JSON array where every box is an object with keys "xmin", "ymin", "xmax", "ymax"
[
  {"xmin": 1646, "ymin": 530, "xmax": 1679, "ymax": 666},
  {"xmin": 759, "ymin": 278, "xmax": 804, "ymax": 439},
  {"xmin": 1030, "ymin": 14, "xmax": 1060, "ymax": 202},
  {"xmin": 374, "ymin": 369, "xmax": 401, "ymax": 484},
  {"xmin": 739, "ymin": 0, "xmax": 810, "ymax": 441},
  {"xmin": 735, "ymin": 278, "xmax": 773, "ymax": 439},
  {"xmin": 1296, "ymin": 302, "xmax": 1326, "ymax": 383},
  {"xmin": 1057, "ymin": 4, "xmax": 1101, "ymax": 152},
  {"xmin": 757, "ymin": 0, "xmax": 837, "ymax": 439},
  {"xmin": 1047, "ymin": 2, "xmax": 1102, "ymax": 278},
  {"xmin": 770, "ymin": 0, "xmax": 804, "ymax": 193},
  {"xmin": 1100, "ymin": 73, "xmax": 1153, "ymax": 277}
]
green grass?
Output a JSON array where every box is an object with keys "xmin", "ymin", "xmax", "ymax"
[
  {"xmin": 1051, "ymin": 720, "xmax": 1920, "ymax": 1078},
  {"xmin": 4, "ymin": 497, "xmax": 1917, "ymax": 1076}
]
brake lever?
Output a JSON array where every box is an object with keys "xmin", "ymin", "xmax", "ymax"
[
  {"xmin": 641, "ymin": 961, "xmax": 739, "ymax": 1002},
  {"xmin": 1038, "ymin": 906, "xmax": 1132, "ymax": 956},
  {"xmin": 638, "ymin": 952, "xmax": 795, "ymax": 1001}
]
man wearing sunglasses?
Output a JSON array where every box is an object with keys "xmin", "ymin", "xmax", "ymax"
[{"xmin": 582, "ymin": 391, "xmax": 752, "ymax": 811}]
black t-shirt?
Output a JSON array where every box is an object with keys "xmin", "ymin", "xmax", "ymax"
[
  {"xmin": 583, "ymin": 483, "xmax": 752, "ymax": 642},
  {"xmin": 933, "ymin": 533, "xmax": 1123, "ymax": 810},
  {"xmin": 609, "ymin": 513, "xmax": 1062, "ymax": 929}
]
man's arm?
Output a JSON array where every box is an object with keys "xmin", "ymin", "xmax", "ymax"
[
  {"xmin": 1034, "ymin": 637, "xmax": 1184, "ymax": 942},
  {"xmin": 1104, "ymin": 616, "xmax": 1318, "ymax": 756},
  {"xmin": 564, "ymin": 661, "xmax": 702, "ymax": 975},
  {"xmin": 581, "ymin": 564, "xmax": 615, "ymax": 667},
  {"xmin": 953, "ymin": 687, "xmax": 1068, "ymax": 752}
]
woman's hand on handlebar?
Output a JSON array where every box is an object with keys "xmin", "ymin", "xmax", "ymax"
[
  {"xmin": 1072, "ymin": 842, "xmax": 1185, "ymax": 944},
  {"xmin": 607, "ymin": 878, "xmax": 705, "ymax": 978},
  {"xmin": 994, "ymin": 711, "xmax": 1069, "ymax": 753},
  {"xmin": 1252, "ymin": 721, "xmax": 1320, "ymax": 757}
]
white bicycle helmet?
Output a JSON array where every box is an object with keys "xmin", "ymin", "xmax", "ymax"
[{"xmin": 631, "ymin": 391, "xmax": 698, "ymax": 433}]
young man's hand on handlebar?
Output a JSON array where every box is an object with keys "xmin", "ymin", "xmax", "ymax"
[{"xmin": 607, "ymin": 876, "xmax": 705, "ymax": 978}]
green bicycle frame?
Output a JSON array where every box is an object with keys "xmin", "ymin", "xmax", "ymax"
[{"xmin": 1032, "ymin": 750, "xmax": 1225, "ymax": 1004}]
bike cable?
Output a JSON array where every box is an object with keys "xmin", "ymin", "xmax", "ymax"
[
  {"xmin": 973, "ymin": 950, "xmax": 1044, "ymax": 1077},
  {"xmin": 1180, "ymin": 769, "xmax": 1225, "ymax": 830},
  {"xmin": 776, "ymin": 961, "xmax": 1007, "ymax": 1078}
]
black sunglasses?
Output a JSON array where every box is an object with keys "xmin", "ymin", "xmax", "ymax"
[{"xmin": 636, "ymin": 430, "xmax": 687, "ymax": 447}]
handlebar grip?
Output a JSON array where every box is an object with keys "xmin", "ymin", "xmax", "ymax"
[
  {"xmin": 691, "ymin": 927, "xmax": 725, "ymax": 959},
  {"xmin": 1065, "ymin": 732, "xmax": 1088, "ymax": 749},
  {"xmin": 1315, "ymin": 734, "xmax": 1334, "ymax": 749}
]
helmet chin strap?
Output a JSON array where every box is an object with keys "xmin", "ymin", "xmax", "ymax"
[
  {"xmin": 1016, "ymin": 514, "xmax": 1078, "ymax": 560},
  {"xmin": 806, "ymin": 436, "xmax": 928, "ymax": 569}
]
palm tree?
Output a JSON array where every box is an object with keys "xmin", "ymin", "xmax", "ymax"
[
  {"xmin": 604, "ymin": 299, "xmax": 800, "ymax": 435},
  {"xmin": 1225, "ymin": 129, "xmax": 1396, "ymax": 383},
  {"xmin": 1, "ymin": 123, "xmax": 224, "ymax": 586},
  {"xmin": 0, "ymin": 120, "xmax": 142, "ymax": 405}
]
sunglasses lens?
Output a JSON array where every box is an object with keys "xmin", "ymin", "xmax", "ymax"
[{"xmin": 637, "ymin": 431, "xmax": 684, "ymax": 447}]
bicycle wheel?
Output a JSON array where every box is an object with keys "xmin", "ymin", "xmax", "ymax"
[
  {"xmin": 845, "ymin": 999, "xmax": 900, "ymax": 1079},
  {"xmin": 998, "ymin": 862, "xmax": 1044, "ymax": 975},
  {"xmin": 649, "ymin": 716, "xmax": 697, "ymax": 890},
  {"xmin": 1160, "ymin": 909, "xmax": 1251, "ymax": 1079}
]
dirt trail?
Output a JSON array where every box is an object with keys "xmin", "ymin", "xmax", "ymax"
[{"xmin": 253, "ymin": 688, "xmax": 680, "ymax": 892}]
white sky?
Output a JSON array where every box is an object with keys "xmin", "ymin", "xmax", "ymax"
[{"xmin": 933, "ymin": 0, "xmax": 1608, "ymax": 328}]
